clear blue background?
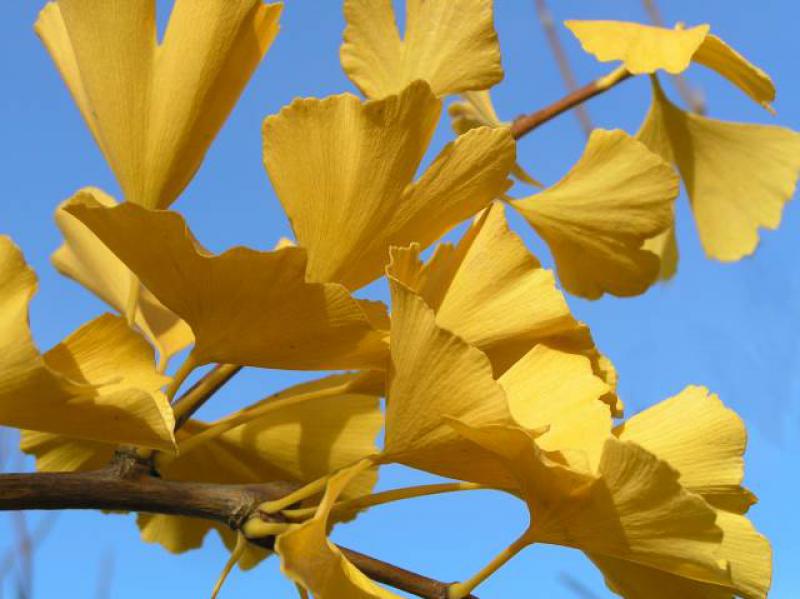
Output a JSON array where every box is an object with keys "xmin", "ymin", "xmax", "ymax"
[{"xmin": 1, "ymin": 1, "xmax": 798, "ymax": 597}]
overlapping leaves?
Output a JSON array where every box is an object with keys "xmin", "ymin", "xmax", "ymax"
[{"xmin": 0, "ymin": 2, "xmax": 785, "ymax": 598}]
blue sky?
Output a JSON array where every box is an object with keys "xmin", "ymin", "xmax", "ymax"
[{"xmin": 1, "ymin": 1, "xmax": 799, "ymax": 597}]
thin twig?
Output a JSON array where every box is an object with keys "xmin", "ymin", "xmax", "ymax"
[
  {"xmin": 11, "ymin": 512, "xmax": 32, "ymax": 599},
  {"xmin": 510, "ymin": 69, "xmax": 633, "ymax": 140},
  {"xmin": 94, "ymin": 550, "xmax": 114, "ymax": 599},
  {"xmin": 534, "ymin": 0, "xmax": 593, "ymax": 136},
  {"xmin": 0, "ymin": 514, "xmax": 57, "ymax": 584},
  {"xmin": 342, "ymin": 547, "xmax": 478, "ymax": 599}
]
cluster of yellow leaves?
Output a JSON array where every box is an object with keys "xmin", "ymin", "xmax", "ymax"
[
  {"xmin": 0, "ymin": 0, "xmax": 787, "ymax": 597},
  {"xmin": 449, "ymin": 19, "xmax": 800, "ymax": 284},
  {"xmin": 275, "ymin": 201, "xmax": 768, "ymax": 599},
  {"xmin": 565, "ymin": 20, "xmax": 800, "ymax": 270}
]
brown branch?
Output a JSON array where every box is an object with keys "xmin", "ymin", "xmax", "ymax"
[
  {"xmin": 534, "ymin": 0, "xmax": 593, "ymax": 136},
  {"xmin": 510, "ymin": 70, "xmax": 633, "ymax": 140},
  {"xmin": 342, "ymin": 547, "xmax": 478, "ymax": 599},
  {"xmin": 0, "ymin": 466, "xmax": 294, "ymax": 529},
  {"xmin": 0, "ymin": 466, "xmax": 471, "ymax": 599}
]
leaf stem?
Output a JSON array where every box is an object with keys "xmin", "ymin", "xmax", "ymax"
[
  {"xmin": 257, "ymin": 473, "xmax": 332, "ymax": 515},
  {"xmin": 282, "ymin": 482, "xmax": 485, "ymax": 522},
  {"xmin": 164, "ymin": 352, "xmax": 199, "ymax": 402},
  {"xmin": 171, "ymin": 364, "xmax": 242, "ymax": 430},
  {"xmin": 242, "ymin": 519, "xmax": 292, "ymax": 539},
  {"xmin": 211, "ymin": 532, "xmax": 246, "ymax": 599},
  {"xmin": 123, "ymin": 273, "xmax": 140, "ymax": 327},
  {"xmin": 170, "ymin": 383, "xmax": 346, "ymax": 460},
  {"xmin": 448, "ymin": 533, "xmax": 529, "ymax": 598},
  {"xmin": 257, "ymin": 459, "xmax": 371, "ymax": 515}
]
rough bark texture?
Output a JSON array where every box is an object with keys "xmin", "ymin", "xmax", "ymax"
[{"xmin": 0, "ymin": 457, "xmax": 475, "ymax": 598}]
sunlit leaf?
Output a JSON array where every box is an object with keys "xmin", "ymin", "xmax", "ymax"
[
  {"xmin": 593, "ymin": 385, "xmax": 772, "ymax": 598},
  {"xmin": 66, "ymin": 195, "xmax": 390, "ymax": 371},
  {"xmin": 510, "ymin": 129, "xmax": 678, "ymax": 299},
  {"xmin": 52, "ymin": 188, "xmax": 193, "ymax": 370},
  {"xmin": 451, "ymin": 422, "xmax": 731, "ymax": 588},
  {"xmin": 383, "ymin": 239, "xmax": 612, "ymax": 483},
  {"xmin": 638, "ymin": 77, "xmax": 800, "ymax": 261},
  {"xmin": 0, "ymin": 237, "xmax": 174, "ymax": 449},
  {"xmin": 341, "ymin": 0, "xmax": 502, "ymax": 98},
  {"xmin": 565, "ymin": 20, "xmax": 774, "ymax": 108},
  {"xmin": 263, "ymin": 81, "xmax": 515, "ymax": 290},
  {"xmin": 37, "ymin": 0, "xmax": 282, "ymax": 208},
  {"xmin": 382, "ymin": 273, "xmax": 516, "ymax": 486},
  {"xmin": 387, "ymin": 202, "xmax": 610, "ymax": 380}
]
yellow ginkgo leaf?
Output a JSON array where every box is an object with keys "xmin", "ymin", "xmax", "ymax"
[
  {"xmin": 638, "ymin": 78, "xmax": 800, "ymax": 261},
  {"xmin": 0, "ymin": 236, "xmax": 174, "ymax": 449},
  {"xmin": 510, "ymin": 129, "xmax": 679, "ymax": 299},
  {"xmin": 450, "ymin": 422, "xmax": 731, "ymax": 588},
  {"xmin": 448, "ymin": 91, "xmax": 542, "ymax": 186},
  {"xmin": 383, "ymin": 219, "xmax": 614, "ymax": 482},
  {"xmin": 644, "ymin": 225, "xmax": 679, "ymax": 281},
  {"xmin": 388, "ymin": 202, "xmax": 585, "ymax": 375},
  {"xmin": 263, "ymin": 81, "xmax": 515, "ymax": 291},
  {"xmin": 52, "ymin": 188, "xmax": 193, "ymax": 370},
  {"xmin": 544, "ymin": 324, "xmax": 623, "ymax": 416},
  {"xmin": 20, "ymin": 431, "xmax": 110, "ymax": 473},
  {"xmin": 592, "ymin": 509, "xmax": 770, "ymax": 599},
  {"xmin": 37, "ymin": 0, "xmax": 281, "ymax": 209},
  {"xmin": 385, "ymin": 202, "xmax": 622, "ymax": 411},
  {"xmin": 566, "ymin": 21, "xmax": 708, "ymax": 75},
  {"xmin": 565, "ymin": 20, "xmax": 775, "ymax": 108},
  {"xmin": 616, "ymin": 385, "xmax": 754, "ymax": 514},
  {"xmin": 596, "ymin": 385, "xmax": 772, "ymax": 598},
  {"xmin": 277, "ymin": 460, "xmax": 401, "ymax": 598},
  {"xmin": 691, "ymin": 33, "xmax": 775, "ymax": 110},
  {"xmin": 382, "ymin": 273, "xmax": 516, "ymax": 486},
  {"xmin": 340, "ymin": 0, "xmax": 502, "ymax": 99},
  {"xmin": 66, "ymin": 194, "xmax": 389, "ymax": 371},
  {"xmin": 499, "ymin": 345, "xmax": 611, "ymax": 461}
]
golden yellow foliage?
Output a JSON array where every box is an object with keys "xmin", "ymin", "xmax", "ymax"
[
  {"xmin": 341, "ymin": 0, "xmax": 503, "ymax": 98},
  {"xmin": 2, "ymin": 2, "xmax": 789, "ymax": 598}
]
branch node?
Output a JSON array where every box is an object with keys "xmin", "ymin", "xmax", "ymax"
[{"xmin": 108, "ymin": 447, "xmax": 156, "ymax": 480}]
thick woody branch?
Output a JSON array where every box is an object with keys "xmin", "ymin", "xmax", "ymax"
[
  {"xmin": 0, "ymin": 466, "xmax": 473, "ymax": 598},
  {"xmin": 510, "ymin": 70, "xmax": 633, "ymax": 140},
  {"xmin": 0, "ymin": 466, "xmax": 294, "ymax": 530}
]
